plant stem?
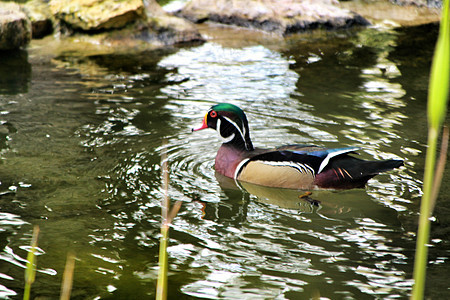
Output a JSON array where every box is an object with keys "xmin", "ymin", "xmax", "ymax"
[
  {"xmin": 411, "ymin": 127, "xmax": 438, "ymax": 299},
  {"xmin": 430, "ymin": 126, "xmax": 449, "ymax": 210},
  {"xmin": 24, "ymin": 226, "xmax": 39, "ymax": 300},
  {"xmin": 156, "ymin": 224, "xmax": 169, "ymax": 300},
  {"xmin": 411, "ymin": 0, "xmax": 449, "ymax": 297},
  {"xmin": 156, "ymin": 140, "xmax": 170, "ymax": 300},
  {"xmin": 60, "ymin": 253, "xmax": 76, "ymax": 300}
]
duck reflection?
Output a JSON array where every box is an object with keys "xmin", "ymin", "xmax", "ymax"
[
  {"xmin": 216, "ymin": 172, "xmax": 318, "ymax": 211},
  {"xmin": 214, "ymin": 172, "xmax": 401, "ymax": 227},
  {"xmin": 193, "ymin": 183, "xmax": 250, "ymax": 224}
]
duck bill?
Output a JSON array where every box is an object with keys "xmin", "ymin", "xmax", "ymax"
[{"xmin": 192, "ymin": 114, "xmax": 209, "ymax": 131}]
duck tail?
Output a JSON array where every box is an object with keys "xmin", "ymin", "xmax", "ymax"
[
  {"xmin": 363, "ymin": 159, "xmax": 404, "ymax": 175},
  {"xmin": 315, "ymin": 157, "xmax": 403, "ymax": 189}
]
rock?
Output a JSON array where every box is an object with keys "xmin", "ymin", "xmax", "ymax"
[
  {"xmin": 31, "ymin": 0, "xmax": 202, "ymax": 54},
  {"xmin": 0, "ymin": 2, "xmax": 32, "ymax": 50},
  {"xmin": 22, "ymin": 0, "xmax": 53, "ymax": 39},
  {"xmin": 341, "ymin": 0, "xmax": 440, "ymax": 26},
  {"xmin": 79, "ymin": 15, "xmax": 203, "ymax": 51},
  {"xmin": 179, "ymin": 0, "xmax": 370, "ymax": 35},
  {"xmin": 145, "ymin": 15, "xmax": 204, "ymax": 45},
  {"xmin": 49, "ymin": 0, "xmax": 145, "ymax": 31},
  {"xmin": 69, "ymin": 0, "xmax": 203, "ymax": 49},
  {"xmin": 391, "ymin": 0, "xmax": 442, "ymax": 8},
  {"xmin": 143, "ymin": 0, "xmax": 204, "ymax": 45}
]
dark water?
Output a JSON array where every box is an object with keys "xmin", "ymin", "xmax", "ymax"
[{"xmin": 0, "ymin": 23, "xmax": 449, "ymax": 299}]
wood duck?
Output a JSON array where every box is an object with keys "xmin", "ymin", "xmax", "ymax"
[{"xmin": 192, "ymin": 103, "xmax": 403, "ymax": 190}]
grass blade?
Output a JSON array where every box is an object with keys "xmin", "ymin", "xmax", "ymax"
[
  {"xmin": 156, "ymin": 142, "xmax": 169, "ymax": 300},
  {"xmin": 412, "ymin": 1, "xmax": 450, "ymax": 299},
  {"xmin": 156, "ymin": 141, "xmax": 181, "ymax": 300},
  {"xmin": 24, "ymin": 225, "xmax": 39, "ymax": 300},
  {"xmin": 156, "ymin": 224, "xmax": 169, "ymax": 300},
  {"xmin": 60, "ymin": 253, "xmax": 76, "ymax": 300}
]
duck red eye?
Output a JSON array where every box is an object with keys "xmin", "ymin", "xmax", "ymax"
[{"xmin": 210, "ymin": 110, "xmax": 217, "ymax": 118}]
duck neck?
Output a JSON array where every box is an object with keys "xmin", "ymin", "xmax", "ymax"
[
  {"xmin": 224, "ymin": 133, "xmax": 254, "ymax": 152},
  {"xmin": 216, "ymin": 143, "xmax": 249, "ymax": 178}
]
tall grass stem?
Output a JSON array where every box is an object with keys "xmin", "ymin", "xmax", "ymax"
[
  {"xmin": 156, "ymin": 141, "xmax": 181, "ymax": 300},
  {"xmin": 60, "ymin": 253, "xmax": 76, "ymax": 300},
  {"xmin": 411, "ymin": 0, "xmax": 449, "ymax": 298},
  {"xmin": 23, "ymin": 225, "xmax": 39, "ymax": 300}
]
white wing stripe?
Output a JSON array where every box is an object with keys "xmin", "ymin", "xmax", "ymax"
[
  {"xmin": 253, "ymin": 160, "xmax": 315, "ymax": 176},
  {"xmin": 317, "ymin": 147, "xmax": 359, "ymax": 173}
]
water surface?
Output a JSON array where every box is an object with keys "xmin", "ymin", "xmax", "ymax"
[{"xmin": 0, "ymin": 23, "xmax": 448, "ymax": 299}]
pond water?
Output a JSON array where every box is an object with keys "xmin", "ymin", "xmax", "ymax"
[{"xmin": 0, "ymin": 22, "xmax": 449, "ymax": 299}]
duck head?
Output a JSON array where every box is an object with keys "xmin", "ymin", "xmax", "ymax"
[{"xmin": 193, "ymin": 103, "xmax": 254, "ymax": 151}]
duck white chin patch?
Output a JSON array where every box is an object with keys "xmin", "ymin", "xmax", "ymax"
[
  {"xmin": 216, "ymin": 118, "xmax": 235, "ymax": 143},
  {"xmin": 221, "ymin": 133, "xmax": 235, "ymax": 143}
]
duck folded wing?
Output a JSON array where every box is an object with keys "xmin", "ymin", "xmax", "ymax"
[
  {"xmin": 234, "ymin": 147, "xmax": 360, "ymax": 189},
  {"xmin": 235, "ymin": 146, "xmax": 402, "ymax": 190}
]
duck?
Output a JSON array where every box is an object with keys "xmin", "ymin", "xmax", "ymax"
[{"xmin": 192, "ymin": 103, "xmax": 403, "ymax": 190}]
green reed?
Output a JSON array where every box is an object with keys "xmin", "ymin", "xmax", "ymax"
[
  {"xmin": 156, "ymin": 142, "xmax": 182, "ymax": 300},
  {"xmin": 60, "ymin": 253, "xmax": 76, "ymax": 300},
  {"xmin": 23, "ymin": 227, "xmax": 76, "ymax": 300},
  {"xmin": 23, "ymin": 226, "xmax": 39, "ymax": 300},
  {"xmin": 411, "ymin": 1, "xmax": 449, "ymax": 299}
]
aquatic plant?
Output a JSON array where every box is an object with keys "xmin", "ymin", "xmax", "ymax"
[
  {"xmin": 60, "ymin": 253, "xmax": 76, "ymax": 300},
  {"xmin": 412, "ymin": 0, "xmax": 449, "ymax": 299},
  {"xmin": 23, "ymin": 226, "xmax": 39, "ymax": 300},
  {"xmin": 23, "ymin": 226, "xmax": 75, "ymax": 300},
  {"xmin": 156, "ymin": 142, "xmax": 182, "ymax": 300}
]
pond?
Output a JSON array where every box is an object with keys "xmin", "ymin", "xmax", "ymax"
[{"xmin": 0, "ymin": 22, "xmax": 449, "ymax": 299}]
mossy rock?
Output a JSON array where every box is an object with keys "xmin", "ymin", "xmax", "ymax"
[{"xmin": 49, "ymin": 0, "xmax": 145, "ymax": 31}]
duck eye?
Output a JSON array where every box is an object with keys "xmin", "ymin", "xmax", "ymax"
[{"xmin": 210, "ymin": 110, "xmax": 217, "ymax": 118}]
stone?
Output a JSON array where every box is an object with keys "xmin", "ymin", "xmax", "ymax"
[
  {"xmin": 179, "ymin": 0, "xmax": 370, "ymax": 35},
  {"xmin": 143, "ymin": 0, "xmax": 203, "ymax": 45},
  {"xmin": 391, "ymin": 0, "xmax": 442, "ymax": 7},
  {"xmin": 341, "ymin": 0, "xmax": 441, "ymax": 26},
  {"xmin": 27, "ymin": 0, "xmax": 202, "ymax": 55},
  {"xmin": 49, "ymin": 0, "xmax": 145, "ymax": 31},
  {"xmin": 145, "ymin": 15, "xmax": 203, "ymax": 45},
  {"xmin": 0, "ymin": 2, "xmax": 31, "ymax": 50},
  {"xmin": 22, "ymin": 0, "xmax": 53, "ymax": 39}
]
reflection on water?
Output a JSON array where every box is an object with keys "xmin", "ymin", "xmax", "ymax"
[
  {"xmin": 0, "ymin": 23, "xmax": 448, "ymax": 299},
  {"xmin": 0, "ymin": 51, "xmax": 31, "ymax": 95},
  {"xmin": 158, "ymin": 42, "xmax": 299, "ymax": 103}
]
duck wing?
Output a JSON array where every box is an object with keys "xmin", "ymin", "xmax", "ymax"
[
  {"xmin": 235, "ymin": 145, "xmax": 360, "ymax": 189},
  {"xmin": 260, "ymin": 145, "xmax": 360, "ymax": 173},
  {"xmin": 276, "ymin": 145, "xmax": 403, "ymax": 189}
]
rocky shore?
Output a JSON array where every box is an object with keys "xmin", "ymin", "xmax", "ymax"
[
  {"xmin": 178, "ymin": 0, "xmax": 370, "ymax": 35},
  {"xmin": 0, "ymin": 0, "xmax": 204, "ymax": 51},
  {"xmin": 0, "ymin": 0, "xmax": 442, "ymax": 51}
]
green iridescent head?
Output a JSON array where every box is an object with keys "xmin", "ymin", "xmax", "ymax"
[{"xmin": 193, "ymin": 103, "xmax": 254, "ymax": 151}]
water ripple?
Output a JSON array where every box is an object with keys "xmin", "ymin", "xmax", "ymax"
[{"xmin": 1, "ymin": 24, "xmax": 439, "ymax": 299}]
